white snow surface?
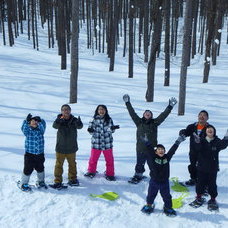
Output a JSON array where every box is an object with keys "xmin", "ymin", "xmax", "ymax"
[{"xmin": 0, "ymin": 29, "xmax": 228, "ymax": 228}]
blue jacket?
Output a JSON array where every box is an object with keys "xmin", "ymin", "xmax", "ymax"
[{"xmin": 21, "ymin": 119, "xmax": 46, "ymax": 154}]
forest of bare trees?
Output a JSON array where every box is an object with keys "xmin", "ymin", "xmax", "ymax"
[{"xmin": 0, "ymin": 0, "xmax": 228, "ymax": 114}]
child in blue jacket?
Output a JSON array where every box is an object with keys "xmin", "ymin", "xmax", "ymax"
[{"xmin": 20, "ymin": 114, "xmax": 46, "ymax": 191}]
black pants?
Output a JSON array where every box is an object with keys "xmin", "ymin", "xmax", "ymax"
[
  {"xmin": 188, "ymin": 152, "xmax": 198, "ymax": 180},
  {"xmin": 196, "ymin": 170, "xmax": 218, "ymax": 198},
  {"xmin": 23, "ymin": 152, "xmax": 45, "ymax": 176},
  {"xmin": 147, "ymin": 178, "xmax": 172, "ymax": 208},
  {"xmin": 135, "ymin": 151, "xmax": 147, "ymax": 174}
]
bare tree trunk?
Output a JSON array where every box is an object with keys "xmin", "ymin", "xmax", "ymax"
[
  {"xmin": 128, "ymin": 0, "xmax": 134, "ymax": 78},
  {"xmin": 178, "ymin": 0, "xmax": 193, "ymax": 115},
  {"xmin": 146, "ymin": 0, "xmax": 163, "ymax": 102},
  {"xmin": 203, "ymin": 0, "xmax": 217, "ymax": 83},
  {"xmin": 164, "ymin": 0, "xmax": 170, "ymax": 86},
  {"xmin": 70, "ymin": 0, "xmax": 79, "ymax": 103}
]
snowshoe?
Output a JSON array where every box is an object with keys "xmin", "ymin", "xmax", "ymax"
[
  {"xmin": 49, "ymin": 183, "xmax": 68, "ymax": 190},
  {"xmin": 17, "ymin": 181, "xmax": 32, "ymax": 192},
  {"xmin": 189, "ymin": 197, "xmax": 206, "ymax": 208},
  {"xmin": 68, "ymin": 179, "xmax": 80, "ymax": 186},
  {"xmin": 84, "ymin": 172, "xmax": 96, "ymax": 178},
  {"xmin": 141, "ymin": 204, "xmax": 154, "ymax": 215},
  {"xmin": 163, "ymin": 207, "xmax": 176, "ymax": 217},
  {"xmin": 36, "ymin": 181, "xmax": 48, "ymax": 189},
  {"xmin": 128, "ymin": 175, "xmax": 146, "ymax": 184},
  {"xmin": 105, "ymin": 175, "xmax": 116, "ymax": 181},
  {"xmin": 207, "ymin": 199, "xmax": 219, "ymax": 212}
]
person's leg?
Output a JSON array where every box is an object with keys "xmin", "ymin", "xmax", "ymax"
[
  {"xmin": 87, "ymin": 149, "xmax": 102, "ymax": 173},
  {"xmin": 160, "ymin": 180, "xmax": 172, "ymax": 209},
  {"xmin": 188, "ymin": 152, "xmax": 198, "ymax": 181},
  {"xmin": 196, "ymin": 170, "xmax": 207, "ymax": 197},
  {"xmin": 146, "ymin": 179, "xmax": 159, "ymax": 205},
  {"xmin": 66, "ymin": 153, "xmax": 77, "ymax": 181},
  {"xmin": 54, "ymin": 152, "xmax": 65, "ymax": 183},
  {"xmin": 207, "ymin": 172, "xmax": 218, "ymax": 200},
  {"xmin": 134, "ymin": 151, "xmax": 146, "ymax": 177},
  {"xmin": 22, "ymin": 153, "xmax": 34, "ymax": 184},
  {"xmin": 34, "ymin": 153, "xmax": 45, "ymax": 183},
  {"xmin": 103, "ymin": 148, "xmax": 114, "ymax": 176}
]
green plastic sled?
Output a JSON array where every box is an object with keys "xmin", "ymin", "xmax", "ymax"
[
  {"xmin": 170, "ymin": 177, "xmax": 189, "ymax": 193},
  {"xmin": 172, "ymin": 193, "xmax": 189, "ymax": 209}
]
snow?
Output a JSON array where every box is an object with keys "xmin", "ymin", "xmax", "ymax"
[{"xmin": 0, "ymin": 28, "xmax": 228, "ymax": 228}]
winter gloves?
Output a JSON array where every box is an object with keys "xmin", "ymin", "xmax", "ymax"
[
  {"xmin": 123, "ymin": 94, "xmax": 177, "ymax": 108},
  {"xmin": 87, "ymin": 127, "xmax": 94, "ymax": 133},
  {"xmin": 169, "ymin": 97, "xmax": 177, "ymax": 107},
  {"xmin": 179, "ymin": 129, "xmax": 186, "ymax": 136},
  {"xmin": 26, "ymin": 113, "xmax": 32, "ymax": 122},
  {"xmin": 111, "ymin": 125, "xmax": 120, "ymax": 130},
  {"xmin": 123, "ymin": 94, "xmax": 130, "ymax": 103},
  {"xmin": 88, "ymin": 125, "xmax": 120, "ymax": 133},
  {"xmin": 26, "ymin": 113, "xmax": 41, "ymax": 123},
  {"xmin": 175, "ymin": 135, "xmax": 186, "ymax": 145}
]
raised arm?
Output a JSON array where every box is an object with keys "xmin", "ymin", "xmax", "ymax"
[
  {"xmin": 154, "ymin": 97, "xmax": 177, "ymax": 126},
  {"xmin": 123, "ymin": 94, "xmax": 141, "ymax": 126}
]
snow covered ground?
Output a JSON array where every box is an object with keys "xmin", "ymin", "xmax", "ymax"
[{"xmin": 0, "ymin": 27, "xmax": 228, "ymax": 228}]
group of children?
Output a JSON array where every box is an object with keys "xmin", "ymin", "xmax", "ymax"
[{"xmin": 20, "ymin": 95, "xmax": 228, "ymax": 216}]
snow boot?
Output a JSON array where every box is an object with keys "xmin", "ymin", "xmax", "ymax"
[
  {"xmin": 207, "ymin": 199, "xmax": 219, "ymax": 211},
  {"xmin": 36, "ymin": 181, "xmax": 48, "ymax": 189},
  {"xmin": 21, "ymin": 184, "xmax": 32, "ymax": 192},
  {"xmin": 68, "ymin": 179, "xmax": 80, "ymax": 186},
  {"xmin": 49, "ymin": 182, "xmax": 68, "ymax": 190},
  {"xmin": 141, "ymin": 204, "xmax": 155, "ymax": 215},
  {"xmin": 105, "ymin": 175, "xmax": 116, "ymax": 181},
  {"xmin": 84, "ymin": 172, "xmax": 96, "ymax": 178},
  {"xmin": 128, "ymin": 175, "xmax": 144, "ymax": 184},
  {"xmin": 163, "ymin": 207, "xmax": 176, "ymax": 217}
]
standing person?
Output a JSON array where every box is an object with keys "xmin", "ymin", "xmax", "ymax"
[
  {"xmin": 84, "ymin": 105, "xmax": 119, "ymax": 181},
  {"xmin": 123, "ymin": 94, "xmax": 177, "ymax": 184},
  {"xmin": 50, "ymin": 104, "xmax": 83, "ymax": 189},
  {"xmin": 179, "ymin": 110, "xmax": 209, "ymax": 186},
  {"xmin": 20, "ymin": 114, "xmax": 46, "ymax": 191},
  {"xmin": 141, "ymin": 135, "xmax": 186, "ymax": 216},
  {"xmin": 189, "ymin": 125, "xmax": 228, "ymax": 211}
]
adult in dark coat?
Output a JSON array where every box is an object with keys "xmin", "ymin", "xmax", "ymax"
[
  {"xmin": 123, "ymin": 94, "xmax": 177, "ymax": 182},
  {"xmin": 51, "ymin": 104, "xmax": 83, "ymax": 189},
  {"xmin": 179, "ymin": 110, "xmax": 209, "ymax": 185}
]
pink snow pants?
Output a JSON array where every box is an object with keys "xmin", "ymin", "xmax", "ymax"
[{"xmin": 87, "ymin": 148, "xmax": 115, "ymax": 176}]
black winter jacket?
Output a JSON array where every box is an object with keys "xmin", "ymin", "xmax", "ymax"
[
  {"xmin": 180, "ymin": 122, "xmax": 208, "ymax": 155},
  {"xmin": 53, "ymin": 114, "xmax": 83, "ymax": 154},
  {"xmin": 125, "ymin": 102, "xmax": 173, "ymax": 153},
  {"xmin": 196, "ymin": 136, "xmax": 228, "ymax": 173},
  {"xmin": 147, "ymin": 143, "xmax": 179, "ymax": 182}
]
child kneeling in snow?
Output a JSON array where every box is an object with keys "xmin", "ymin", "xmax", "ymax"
[
  {"xmin": 141, "ymin": 135, "xmax": 185, "ymax": 216},
  {"xmin": 20, "ymin": 114, "xmax": 46, "ymax": 191}
]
